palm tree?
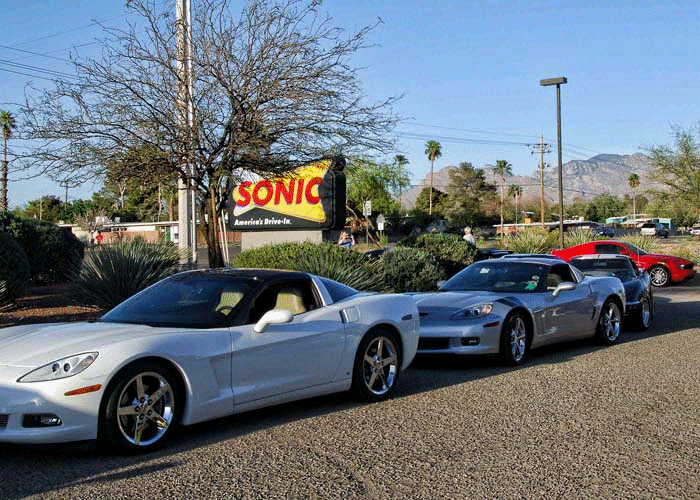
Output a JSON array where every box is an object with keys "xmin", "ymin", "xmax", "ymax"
[
  {"xmin": 0, "ymin": 110, "xmax": 16, "ymax": 212},
  {"xmin": 494, "ymin": 160, "xmax": 512, "ymax": 234},
  {"xmin": 394, "ymin": 154, "xmax": 409, "ymax": 209},
  {"xmin": 628, "ymin": 173, "xmax": 640, "ymax": 222},
  {"xmin": 424, "ymin": 140, "xmax": 442, "ymax": 215},
  {"xmin": 508, "ymin": 184, "xmax": 523, "ymax": 225}
]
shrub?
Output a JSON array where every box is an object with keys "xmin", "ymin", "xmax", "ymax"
[
  {"xmin": 232, "ymin": 241, "xmax": 384, "ymax": 291},
  {"xmin": 382, "ymin": 246, "xmax": 445, "ymax": 292},
  {"xmin": 399, "ymin": 232, "xmax": 476, "ymax": 277},
  {"xmin": 70, "ymin": 239, "xmax": 181, "ymax": 310},
  {"xmin": 668, "ymin": 245, "xmax": 700, "ymax": 264},
  {"xmin": 563, "ymin": 227, "xmax": 598, "ymax": 248},
  {"xmin": 0, "ymin": 213, "xmax": 84, "ymax": 283},
  {"xmin": 619, "ymin": 234, "xmax": 659, "ymax": 254},
  {"xmin": 500, "ymin": 228, "xmax": 557, "ymax": 254},
  {"xmin": 0, "ymin": 232, "xmax": 31, "ymax": 301},
  {"xmin": 0, "ymin": 280, "xmax": 8, "ymax": 308}
]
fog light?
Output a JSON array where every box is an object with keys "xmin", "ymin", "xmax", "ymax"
[
  {"xmin": 22, "ymin": 413, "xmax": 62, "ymax": 428},
  {"xmin": 460, "ymin": 337, "xmax": 480, "ymax": 346}
]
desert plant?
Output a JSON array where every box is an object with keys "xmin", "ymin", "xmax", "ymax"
[
  {"xmin": 0, "ymin": 232, "xmax": 30, "ymax": 301},
  {"xmin": 668, "ymin": 245, "xmax": 700, "ymax": 264},
  {"xmin": 382, "ymin": 246, "xmax": 445, "ymax": 292},
  {"xmin": 563, "ymin": 227, "xmax": 598, "ymax": 248},
  {"xmin": 0, "ymin": 280, "xmax": 8, "ymax": 309},
  {"xmin": 500, "ymin": 228, "xmax": 557, "ymax": 254},
  {"xmin": 399, "ymin": 232, "xmax": 477, "ymax": 276},
  {"xmin": 232, "ymin": 241, "xmax": 384, "ymax": 291},
  {"xmin": 619, "ymin": 234, "xmax": 659, "ymax": 254},
  {"xmin": 71, "ymin": 239, "xmax": 181, "ymax": 310}
]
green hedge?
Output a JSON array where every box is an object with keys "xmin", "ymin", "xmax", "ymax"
[
  {"xmin": 0, "ymin": 213, "xmax": 84, "ymax": 283},
  {"xmin": 232, "ymin": 241, "xmax": 384, "ymax": 291},
  {"xmin": 382, "ymin": 246, "xmax": 444, "ymax": 292},
  {"xmin": 0, "ymin": 232, "xmax": 31, "ymax": 301},
  {"xmin": 399, "ymin": 232, "xmax": 476, "ymax": 277}
]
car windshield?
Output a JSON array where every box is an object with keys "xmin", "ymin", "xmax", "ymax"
[
  {"xmin": 101, "ymin": 273, "xmax": 257, "ymax": 328},
  {"xmin": 622, "ymin": 242, "xmax": 647, "ymax": 255},
  {"xmin": 441, "ymin": 261, "xmax": 549, "ymax": 293},
  {"xmin": 571, "ymin": 259, "xmax": 636, "ymax": 282}
]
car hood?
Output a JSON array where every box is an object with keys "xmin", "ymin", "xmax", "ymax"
[
  {"xmin": 0, "ymin": 321, "xmax": 161, "ymax": 368},
  {"xmin": 413, "ymin": 291, "xmax": 500, "ymax": 317}
]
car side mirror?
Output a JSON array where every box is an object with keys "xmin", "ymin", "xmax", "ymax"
[
  {"xmin": 253, "ymin": 309, "xmax": 294, "ymax": 333},
  {"xmin": 552, "ymin": 281, "xmax": 576, "ymax": 297}
]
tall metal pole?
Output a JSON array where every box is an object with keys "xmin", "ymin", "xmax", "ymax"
[
  {"xmin": 176, "ymin": 0, "xmax": 196, "ymax": 267},
  {"xmin": 556, "ymin": 83, "xmax": 564, "ymax": 249},
  {"xmin": 540, "ymin": 77, "xmax": 567, "ymax": 248}
]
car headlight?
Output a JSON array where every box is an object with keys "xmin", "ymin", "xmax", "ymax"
[
  {"xmin": 451, "ymin": 303, "xmax": 493, "ymax": 320},
  {"xmin": 18, "ymin": 352, "xmax": 99, "ymax": 383}
]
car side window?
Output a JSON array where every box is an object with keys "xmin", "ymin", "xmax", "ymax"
[
  {"xmin": 548, "ymin": 264, "xmax": 577, "ymax": 286},
  {"xmin": 594, "ymin": 243, "xmax": 622, "ymax": 255},
  {"xmin": 245, "ymin": 280, "xmax": 318, "ymax": 324}
]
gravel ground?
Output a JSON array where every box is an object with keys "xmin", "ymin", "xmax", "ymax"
[{"xmin": 1, "ymin": 278, "xmax": 699, "ymax": 499}]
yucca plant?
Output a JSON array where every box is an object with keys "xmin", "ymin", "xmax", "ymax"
[
  {"xmin": 500, "ymin": 228, "xmax": 556, "ymax": 254},
  {"xmin": 0, "ymin": 280, "xmax": 9, "ymax": 309},
  {"xmin": 619, "ymin": 234, "xmax": 659, "ymax": 254},
  {"xmin": 71, "ymin": 239, "xmax": 182, "ymax": 310},
  {"xmin": 563, "ymin": 227, "xmax": 598, "ymax": 248}
]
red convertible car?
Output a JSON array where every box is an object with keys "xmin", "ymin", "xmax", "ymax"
[{"xmin": 552, "ymin": 240, "xmax": 695, "ymax": 287}]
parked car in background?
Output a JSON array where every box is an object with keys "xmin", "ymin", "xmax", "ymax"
[
  {"xmin": 0, "ymin": 269, "xmax": 419, "ymax": 453},
  {"xmin": 640, "ymin": 222, "xmax": 669, "ymax": 238},
  {"xmin": 552, "ymin": 240, "xmax": 695, "ymax": 287},
  {"xmin": 593, "ymin": 225, "xmax": 615, "ymax": 237},
  {"xmin": 570, "ymin": 255, "xmax": 653, "ymax": 331},
  {"xmin": 412, "ymin": 256, "xmax": 626, "ymax": 365},
  {"xmin": 690, "ymin": 226, "xmax": 700, "ymax": 237}
]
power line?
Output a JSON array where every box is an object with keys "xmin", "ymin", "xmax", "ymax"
[{"xmin": 0, "ymin": 59, "xmax": 77, "ymax": 80}]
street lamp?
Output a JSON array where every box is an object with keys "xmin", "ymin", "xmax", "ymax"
[{"xmin": 540, "ymin": 76, "xmax": 567, "ymax": 248}]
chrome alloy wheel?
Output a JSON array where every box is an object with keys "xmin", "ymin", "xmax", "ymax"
[
  {"xmin": 640, "ymin": 297, "xmax": 651, "ymax": 328},
  {"xmin": 509, "ymin": 315, "xmax": 528, "ymax": 363},
  {"xmin": 361, "ymin": 335, "xmax": 399, "ymax": 396},
  {"xmin": 649, "ymin": 266, "xmax": 669, "ymax": 287},
  {"xmin": 116, "ymin": 371, "xmax": 175, "ymax": 447},
  {"xmin": 601, "ymin": 301, "xmax": 621, "ymax": 342}
]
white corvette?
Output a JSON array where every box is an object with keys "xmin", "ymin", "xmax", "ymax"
[{"xmin": 0, "ymin": 269, "xmax": 419, "ymax": 453}]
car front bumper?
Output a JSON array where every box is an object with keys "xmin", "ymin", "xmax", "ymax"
[
  {"xmin": 0, "ymin": 367, "xmax": 102, "ymax": 444},
  {"xmin": 416, "ymin": 318, "xmax": 503, "ymax": 355}
]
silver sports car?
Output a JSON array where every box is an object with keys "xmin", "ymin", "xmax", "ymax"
[
  {"xmin": 0, "ymin": 269, "xmax": 419, "ymax": 453},
  {"xmin": 413, "ymin": 257, "xmax": 626, "ymax": 365}
]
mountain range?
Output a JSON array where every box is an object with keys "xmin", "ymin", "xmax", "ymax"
[{"xmin": 400, "ymin": 153, "xmax": 657, "ymax": 209}]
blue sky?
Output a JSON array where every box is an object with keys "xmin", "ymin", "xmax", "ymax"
[{"xmin": 1, "ymin": 0, "xmax": 699, "ymax": 208}]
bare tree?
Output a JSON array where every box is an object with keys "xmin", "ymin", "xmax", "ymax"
[{"xmin": 20, "ymin": 0, "xmax": 398, "ymax": 266}]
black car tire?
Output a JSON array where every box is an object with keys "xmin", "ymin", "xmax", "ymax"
[
  {"xmin": 649, "ymin": 265, "xmax": 670, "ymax": 287},
  {"xmin": 351, "ymin": 329, "xmax": 401, "ymax": 402},
  {"xmin": 100, "ymin": 360, "xmax": 182, "ymax": 454},
  {"xmin": 498, "ymin": 311, "xmax": 529, "ymax": 366},
  {"xmin": 596, "ymin": 298, "xmax": 622, "ymax": 345}
]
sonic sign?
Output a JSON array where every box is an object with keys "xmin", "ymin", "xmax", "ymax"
[{"xmin": 228, "ymin": 157, "xmax": 346, "ymax": 231}]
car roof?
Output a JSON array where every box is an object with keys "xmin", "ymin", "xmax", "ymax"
[
  {"xmin": 570, "ymin": 254, "xmax": 631, "ymax": 261},
  {"xmin": 498, "ymin": 255, "xmax": 565, "ymax": 265},
  {"xmin": 177, "ymin": 268, "xmax": 312, "ymax": 282}
]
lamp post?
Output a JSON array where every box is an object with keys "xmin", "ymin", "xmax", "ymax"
[{"xmin": 540, "ymin": 76, "xmax": 567, "ymax": 248}]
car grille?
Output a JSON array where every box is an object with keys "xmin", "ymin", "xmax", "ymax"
[
  {"xmin": 0, "ymin": 414, "xmax": 8, "ymax": 428},
  {"xmin": 418, "ymin": 338, "xmax": 450, "ymax": 350}
]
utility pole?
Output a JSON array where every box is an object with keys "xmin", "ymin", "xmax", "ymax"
[
  {"xmin": 176, "ymin": 0, "xmax": 197, "ymax": 267},
  {"xmin": 530, "ymin": 135, "xmax": 551, "ymax": 229}
]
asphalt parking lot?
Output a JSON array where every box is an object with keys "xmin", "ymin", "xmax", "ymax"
[{"xmin": 2, "ymin": 277, "xmax": 699, "ymax": 500}]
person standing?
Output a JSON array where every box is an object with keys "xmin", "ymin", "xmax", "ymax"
[
  {"xmin": 338, "ymin": 230, "xmax": 355, "ymax": 248},
  {"xmin": 462, "ymin": 226, "xmax": 476, "ymax": 247}
]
